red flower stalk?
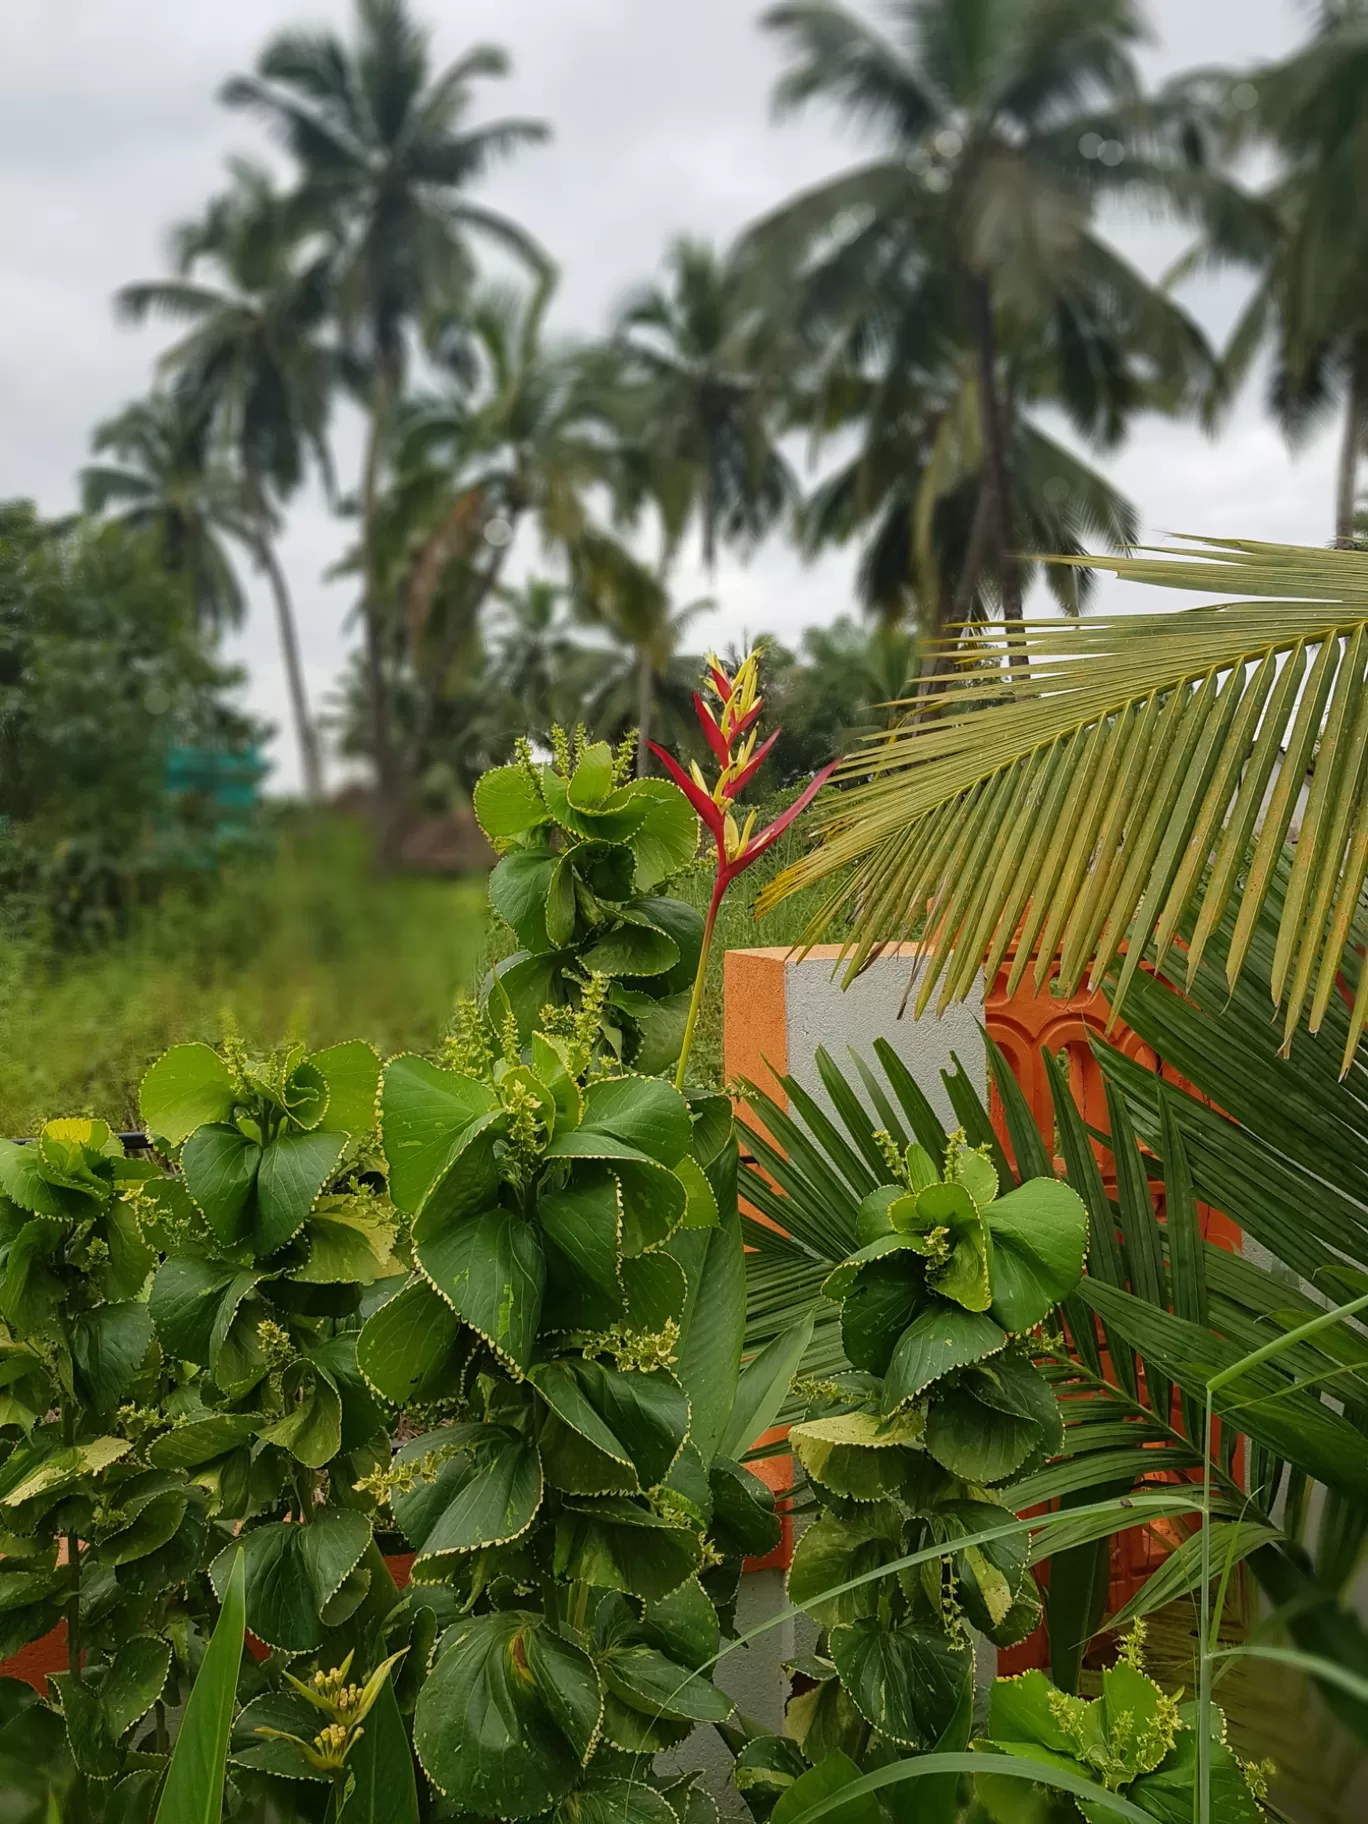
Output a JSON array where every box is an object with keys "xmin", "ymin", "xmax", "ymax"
[{"xmin": 648, "ymin": 651, "xmax": 838, "ymax": 1088}]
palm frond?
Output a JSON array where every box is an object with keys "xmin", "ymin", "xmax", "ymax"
[
  {"xmin": 762, "ymin": 2, "xmax": 942, "ymax": 142},
  {"xmin": 762, "ymin": 537, "xmax": 1368, "ymax": 1070}
]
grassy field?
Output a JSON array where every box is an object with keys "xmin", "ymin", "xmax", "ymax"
[
  {"xmin": 0, "ymin": 801, "xmax": 844, "ymax": 1135},
  {"xmin": 0, "ymin": 814, "xmax": 489, "ymax": 1136}
]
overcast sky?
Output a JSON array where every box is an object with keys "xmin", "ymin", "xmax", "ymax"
[{"xmin": 1, "ymin": 0, "xmax": 1326, "ymax": 791}]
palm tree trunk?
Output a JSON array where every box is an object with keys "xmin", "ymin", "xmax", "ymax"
[
  {"xmin": 912, "ymin": 481, "xmax": 993, "ymax": 724},
  {"xmin": 635, "ymin": 647, "xmax": 654, "ymax": 777},
  {"xmin": 968, "ymin": 276, "xmax": 1026, "ymax": 658},
  {"xmin": 361, "ymin": 365, "xmax": 401, "ymax": 865},
  {"xmin": 248, "ymin": 486, "xmax": 322, "ymax": 802},
  {"xmin": 1336, "ymin": 339, "xmax": 1367, "ymax": 548}
]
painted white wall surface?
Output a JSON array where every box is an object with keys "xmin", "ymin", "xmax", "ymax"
[{"xmin": 781, "ymin": 951, "xmax": 989, "ymax": 1131}]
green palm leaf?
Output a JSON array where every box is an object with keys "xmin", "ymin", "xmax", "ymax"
[{"xmin": 763, "ymin": 537, "xmax": 1368, "ymax": 1069}]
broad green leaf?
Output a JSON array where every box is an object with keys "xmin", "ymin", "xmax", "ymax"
[
  {"xmin": 688, "ymin": 1093, "xmax": 733, "ymax": 1169},
  {"xmin": 181, "ymin": 1125, "xmax": 258, "ymax": 1246},
  {"xmin": 571, "ymin": 1076, "xmax": 694, "ymax": 1167},
  {"xmin": 556, "ymin": 1496, "xmax": 701, "ymax": 1603},
  {"xmin": 474, "ymin": 763, "xmax": 548, "ymax": 840},
  {"xmin": 312, "ymin": 1040, "xmax": 382, "ymax": 1137},
  {"xmin": 70, "ymin": 1302, "xmax": 152, "ymax": 1411},
  {"xmin": 256, "ymin": 1128, "xmax": 346, "ymax": 1255},
  {"xmin": 1125, "ymin": 1701, "xmax": 1264, "ymax": 1824},
  {"xmin": 984, "ymin": 1178, "xmax": 1089, "ymax": 1333},
  {"xmin": 533, "ymin": 1361, "xmax": 688, "ymax": 1494},
  {"xmin": 641, "ymin": 1577, "xmax": 721, "ymax": 1671},
  {"xmin": 282, "ymin": 1059, "xmax": 328, "ymax": 1129},
  {"xmin": 790, "ymin": 1409, "xmax": 925, "ymax": 1503},
  {"xmin": 539, "ymin": 1170, "xmax": 624, "ymax": 1331},
  {"xmin": 772, "ymin": 1750, "xmax": 883, "ymax": 1824},
  {"xmin": 381, "ymin": 1056, "xmax": 501, "ymax": 1217},
  {"xmin": 95, "ymin": 1468, "xmax": 190, "ymax": 1566},
  {"xmin": 102, "ymin": 1634, "xmax": 171, "ymax": 1742},
  {"xmin": 356, "ymin": 1276, "xmax": 462, "ymax": 1405},
  {"xmin": 629, "ymin": 779, "xmax": 699, "ymax": 888},
  {"xmin": 148, "ymin": 1413, "xmax": 259, "ymax": 1472},
  {"xmin": 882, "ymin": 1302, "xmax": 1006, "ymax": 1412},
  {"xmin": 414, "ymin": 1611, "xmax": 601, "ymax": 1820},
  {"xmin": 533, "ymin": 1034, "xmax": 584, "ymax": 1130},
  {"xmin": 829, "ymin": 1617, "xmax": 972, "ymax": 1750},
  {"xmin": 568, "ymin": 742, "xmax": 615, "ymax": 807},
  {"xmin": 491, "ymin": 849, "xmax": 556, "ymax": 949},
  {"xmin": 308, "ymin": 1333, "xmax": 389, "ymax": 1450},
  {"xmin": 558, "ymin": 1780, "xmax": 677, "ymax": 1824},
  {"xmin": 230, "ymin": 1688, "xmax": 330, "ymax": 1783},
  {"xmin": 417, "ymin": 1208, "xmax": 545, "ymax": 1373},
  {"xmin": 674, "ymin": 1154, "xmax": 719, "ymax": 1229},
  {"xmin": 541, "ymin": 769, "xmax": 646, "ymax": 843},
  {"xmin": 719, "ymin": 1315, "xmax": 815, "ymax": 1461},
  {"xmin": 148, "ymin": 1256, "xmax": 254, "ymax": 1364},
  {"xmin": 672, "ymin": 1191, "xmax": 744, "ymax": 1466},
  {"xmin": 841, "ymin": 1252, "xmax": 927, "ymax": 1376},
  {"xmin": 925, "ymin": 1379, "xmax": 1042, "ymax": 1484},
  {"xmin": 615, "ymin": 1158, "xmax": 688, "ymax": 1253},
  {"xmin": 154, "ymin": 1545, "xmax": 244, "ymax": 1824},
  {"xmin": 709, "ymin": 1456, "xmax": 783, "ymax": 1559},
  {"xmin": 256, "ymin": 1360, "xmax": 342, "ymax": 1467},
  {"xmin": 294, "ymin": 1205, "xmax": 397, "ymax": 1284},
  {"xmin": 598, "ymin": 1643, "xmax": 733, "ymax": 1724},
  {"xmin": 906, "ymin": 1181, "xmax": 993, "ymax": 1312},
  {"xmin": 140, "ymin": 1044, "xmax": 238, "ymax": 1146},
  {"xmin": 391, "ymin": 1423, "xmax": 543, "ymax": 1561},
  {"xmin": 210, "ymin": 1508, "xmax": 370, "ymax": 1653},
  {"xmin": 787, "ymin": 1507, "xmax": 902, "ymax": 1629},
  {"xmin": 582, "ymin": 923, "xmax": 679, "ymax": 978}
]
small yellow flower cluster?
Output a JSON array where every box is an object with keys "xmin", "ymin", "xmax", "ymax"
[{"xmin": 255, "ymin": 1648, "xmax": 407, "ymax": 1777}]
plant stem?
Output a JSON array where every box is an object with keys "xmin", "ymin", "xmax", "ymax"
[
  {"xmin": 58, "ymin": 1349, "xmax": 83, "ymax": 1684},
  {"xmin": 674, "ymin": 875, "xmax": 726, "ymax": 1091},
  {"xmin": 65, "ymin": 1529, "xmax": 82, "ymax": 1684}
]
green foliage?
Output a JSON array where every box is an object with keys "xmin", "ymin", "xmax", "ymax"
[
  {"xmin": 0, "ymin": 502, "xmax": 261, "ymax": 939},
  {"xmin": 154, "ymin": 1548, "xmax": 245, "ymax": 1824},
  {"xmin": 0, "ymin": 814, "xmax": 488, "ymax": 1138},
  {"xmin": 477, "ymin": 733, "xmax": 702, "ymax": 1070},
  {"xmin": 0, "ymin": 747, "xmax": 757, "ymax": 1823},
  {"xmin": 731, "ymin": 1063, "xmax": 1086, "ymax": 1811},
  {"xmin": 975, "ymin": 1631, "xmax": 1268, "ymax": 1824}
]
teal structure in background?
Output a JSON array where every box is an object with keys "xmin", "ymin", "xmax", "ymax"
[{"xmin": 163, "ymin": 745, "xmax": 269, "ymax": 856}]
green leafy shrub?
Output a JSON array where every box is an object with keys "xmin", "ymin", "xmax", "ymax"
[
  {"xmin": 976, "ymin": 1626, "xmax": 1270, "ymax": 1824},
  {"xmin": 730, "ymin": 1088, "xmax": 1089, "ymax": 1812},
  {"xmin": 0, "ymin": 732, "xmax": 781, "ymax": 1822}
]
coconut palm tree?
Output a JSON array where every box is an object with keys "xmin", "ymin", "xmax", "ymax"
[
  {"xmin": 380, "ymin": 276, "xmax": 617, "ymax": 783},
  {"xmin": 609, "ymin": 236, "xmax": 795, "ymax": 576},
  {"xmin": 221, "ymin": 0, "xmax": 550, "ymax": 855},
  {"xmin": 754, "ymin": 0, "xmax": 1214, "ymax": 637},
  {"xmin": 117, "ymin": 161, "xmax": 335, "ymax": 799},
  {"xmin": 488, "ymin": 578, "xmax": 598, "ymax": 739},
  {"xmin": 569, "ymin": 540, "xmax": 714, "ymax": 764},
  {"xmin": 1182, "ymin": 5, "xmax": 1368, "ymax": 546},
  {"xmin": 81, "ymin": 395, "xmax": 245, "ymax": 635}
]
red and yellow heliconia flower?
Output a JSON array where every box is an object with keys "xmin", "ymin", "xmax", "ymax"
[
  {"xmin": 648, "ymin": 650, "xmax": 838, "ymax": 892},
  {"xmin": 649, "ymin": 650, "xmax": 838, "ymax": 1089}
]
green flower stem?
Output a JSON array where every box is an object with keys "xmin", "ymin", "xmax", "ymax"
[
  {"xmin": 58, "ymin": 1327, "xmax": 83, "ymax": 1685},
  {"xmin": 674, "ymin": 874, "xmax": 726, "ymax": 1092}
]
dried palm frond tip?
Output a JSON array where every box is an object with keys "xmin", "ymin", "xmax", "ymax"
[{"xmin": 758, "ymin": 538, "xmax": 1368, "ymax": 1073}]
